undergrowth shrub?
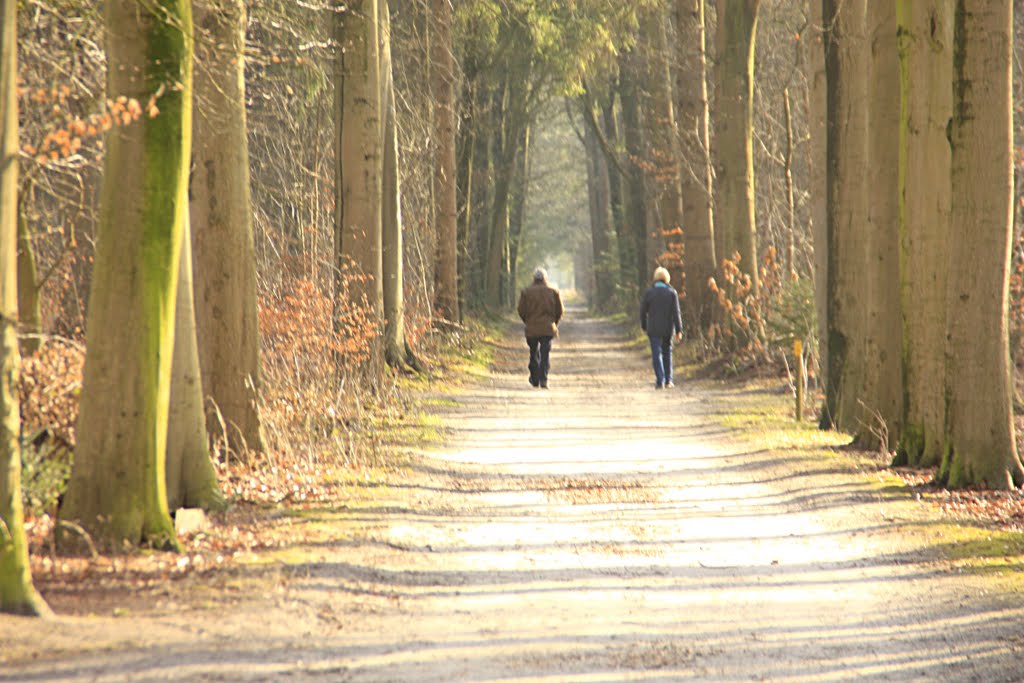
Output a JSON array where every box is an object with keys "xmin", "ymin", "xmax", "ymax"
[
  {"xmin": 707, "ymin": 247, "xmax": 817, "ymax": 380},
  {"xmin": 257, "ymin": 268, "xmax": 381, "ymax": 464},
  {"xmin": 17, "ymin": 338, "xmax": 83, "ymax": 518}
]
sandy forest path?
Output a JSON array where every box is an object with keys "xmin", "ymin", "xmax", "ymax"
[{"xmin": 3, "ymin": 310, "xmax": 1024, "ymax": 682}]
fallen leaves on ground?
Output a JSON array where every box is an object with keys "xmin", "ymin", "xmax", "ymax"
[{"xmin": 894, "ymin": 467, "xmax": 1024, "ymax": 532}]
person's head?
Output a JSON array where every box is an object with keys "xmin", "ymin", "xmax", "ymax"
[
  {"xmin": 533, "ymin": 267, "xmax": 548, "ymax": 283},
  {"xmin": 653, "ymin": 266, "xmax": 670, "ymax": 284}
]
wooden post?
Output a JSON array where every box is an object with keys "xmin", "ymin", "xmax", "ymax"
[{"xmin": 794, "ymin": 338, "xmax": 804, "ymax": 421}]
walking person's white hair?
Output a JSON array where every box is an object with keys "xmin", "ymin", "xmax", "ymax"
[
  {"xmin": 533, "ymin": 267, "xmax": 548, "ymax": 282},
  {"xmin": 653, "ymin": 266, "xmax": 670, "ymax": 284}
]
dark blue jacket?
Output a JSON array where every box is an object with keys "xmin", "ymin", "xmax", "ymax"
[{"xmin": 640, "ymin": 282, "xmax": 683, "ymax": 339}]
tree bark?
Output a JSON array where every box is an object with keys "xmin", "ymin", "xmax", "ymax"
[
  {"xmin": 822, "ymin": 0, "xmax": 870, "ymax": 434},
  {"xmin": 807, "ymin": 0, "xmax": 828, "ymax": 390},
  {"xmin": 508, "ymin": 124, "xmax": 531, "ymax": 305},
  {"xmin": 0, "ymin": 0, "xmax": 50, "ymax": 615},
  {"xmin": 380, "ymin": 1, "xmax": 409, "ymax": 369},
  {"xmin": 335, "ymin": 0, "xmax": 384, "ymax": 362},
  {"xmin": 16, "ymin": 196, "xmax": 41, "ymax": 357},
  {"xmin": 713, "ymin": 0, "xmax": 760, "ymax": 291},
  {"xmin": 858, "ymin": 1, "xmax": 903, "ymax": 449},
  {"xmin": 61, "ymin": 0, "xmax": 192, "ymax": 551},
  {"xmin": 582, "ymin": 100, "xmax": 613, "ymax": 309},
  {"xmin": 895, "ymin": 0, "xmax": 952, "ymax": 467},
  {"xmin": 941, "ymin": 0, "xmax": 1023, "ymax": 488},
  {"xmin": 602, "ymin": 97, "xmax": 628, "ymax": 290},
  {"xmin": 166, "ymin": 220, "xmax": 226, "ymax": 512},
  {"xmin": 190, "ymin": 0, "xmax": 265, "ymax": 455},
  {"xmin": 674, "ymin": 0, "xmax": 716, "ymax": 329},
  {"xmin": 619, "ymin": 45, "xmax": 649, "ymax": 294},
  {"xmin": 431, "ymin": 0, "xmax": 459, "ymax": 324},
  {"xmin": 641, "ymin": 6, "xmax": 684, "ymax": 289}
]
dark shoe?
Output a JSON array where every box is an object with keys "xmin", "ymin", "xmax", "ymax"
[
  {"xmin": 655, "ymin": 383, "xmax": 664, "ymax": 390},
  {"xmin": 530, "ymin": 378, "xmax": 539, "ymax": 387},
  {"xmin": 540, "ymin": 381, "xmax": 548, "ymax": 389}
]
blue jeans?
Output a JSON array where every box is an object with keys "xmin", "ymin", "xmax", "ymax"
[
  {"xmin": 527, "ymin": 336, "xmax": 553, "ymax": 386},
  {"xmin": 649, "ymin": 335, "xmax": 673, "ymax": 386}
]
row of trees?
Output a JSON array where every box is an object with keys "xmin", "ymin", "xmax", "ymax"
[
  {"xmin": 0, "ymin": 0, "xmax": 425, "ymax": 615},
  {"xmin": 0, "ymin": 0, "xmax": 662, "ymax": 617},
  {"xmin": 816, "ymin": 1, "xmax": 1023, "ymax": 488},
  {"xmin": 3, "ymin": 0, "xmax": 1023, "ymax": 617},
  {"xmin": 562, "ymin": 0, "xmax": 1023, "ymax": 491}
]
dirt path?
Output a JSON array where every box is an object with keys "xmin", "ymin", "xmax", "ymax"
[{"xmin": 3, "ymin": 311, "xmax": 1024, "ymax": 681}]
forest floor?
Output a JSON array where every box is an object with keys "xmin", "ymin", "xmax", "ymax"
[{"xmin": 4, "ymin": 310, "xmax": 1024, "ymax": 681}]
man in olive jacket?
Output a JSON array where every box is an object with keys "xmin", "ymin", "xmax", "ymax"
[{"xmin": 517, "ymin": 267, "xmax": 564, "ymax": 389}]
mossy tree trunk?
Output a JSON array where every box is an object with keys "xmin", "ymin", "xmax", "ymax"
[
  {"xmin": 713, "ymin": 0, "xmax": 760, "ymax": 292},
  {"xmin": 941, "ymin": 0, "xmax": 1023, "ymax": 489},
  {"xmin": 190, "ymin": 0, "xmax": 265, "ymax": 456},
  {"xmin": 896, "ymin": 0, "xmax": 953, "ymax": 467},
  {"xmin": 674, "ymin": 0, "xmax": 716, "ymax": 329},
  {"xmin": 0, "ymin": 0, "xmax": 50, "ymax": 616},
  {"xmin": 60, "ymin": 0, "xmax": 193, "ymax": 551}
]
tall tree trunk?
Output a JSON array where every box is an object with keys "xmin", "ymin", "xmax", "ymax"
[
  {"xmin": 380, "ymin": 1, "xmax": 409, "ymax": 369},
  {"xmin": 484, "ymin": 81, "xmax": 511, "ymax": 310},
  {"xmin": 821, "ymin": 0, "xmax": 870, "ymax": 434},
  {"xmin": 619, "ymin": 45, "xmax": 649, "ymax": 294},
  {"xmin": 467, "ymin": 82, "xmax": 493, "ymax": 311},
  {"xmin": 16, "ymin": 195, "xmax": 40, "ymax": 357},
  {"xmin": 335, "ymin": 0, "xmax": 384, "ymax": 364},
  {"xmin": 508, "ymin": 124, "xmax": 531, "ymax": 306},
  {"xmin": 713, "ymin": 0, "xmax": 760, "ymax": 291},
  {"xmin": 455, "ymin": 74, "xmax": 477, "ymax": 319},
  {"xmin": 166, "ymin": 221, "xmax": 226, "ymax": 512},
  {"xmin": 582, "ymin": 101, "xmax": 613, "ymax": 309},
  {"xmin": 190, "ymin": 0, "xmax": 264, "ymax": 455},
  {"xmin": 61, "ymin": 0, "xmax": 192, "ymax": 551},
  {"xmin": 431, "ymin": 0, "xmax": 459, "ymax": 324},
  {"xmin": 821, "ymin": 1, "xmax": 902, "ymax": 447},
  {"xmin": 674, "ymin": 0, "xmax": 716, "ymax": 329},
  {"xmin": 602, "ymin": 97, "xmax": 628, "ymax": 289},
  {"xmin": 895, "ymin": 0, "xmax": 952, "ymax": 467},
  {"xmin": 858, "ymin": 1, "xmax": 903, "ymax": 449},
  {"xmin": 807, "ymin": 0, "xmax": 828, "ymax": 390},
  {"xmin": 0, "ymin": 0, "xmax": 49, "ymax": 615},
  {"xmin": 641, "ymin": 6, "xmax": 684, "ymax": 289},
  {"xmin": 941, "ymin": 0, "xmax": 1023, "ymax": 488}
]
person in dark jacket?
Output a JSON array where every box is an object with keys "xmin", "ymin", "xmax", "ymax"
[
  {"xmin": 517, "ymin": 267, "xmax": 564, "ymax": 389},
  {"xmin": 640, "ymin": 266, "xmax": 683, "ymax": 389}
]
